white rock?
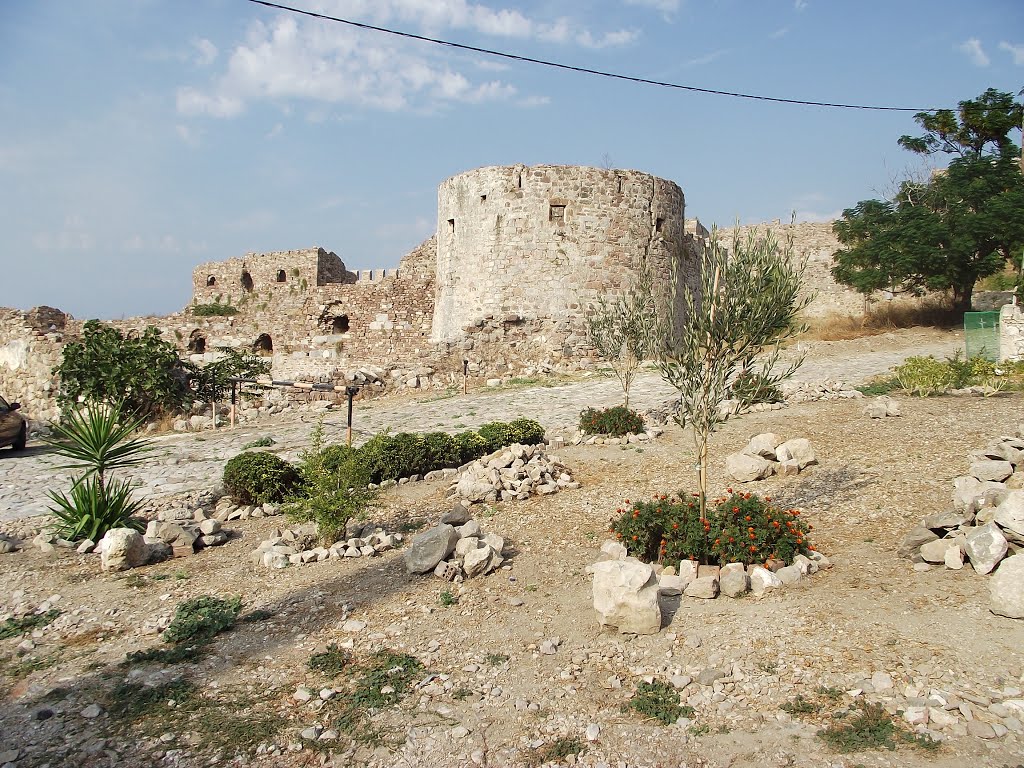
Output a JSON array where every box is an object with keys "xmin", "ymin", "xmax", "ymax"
[
  {"xmin": 971, "ymin": 460, "xmax": 1014, "ymax": 483},
  {"xmin": 463, "ymin": 543, "xmax": 494, "ymax": 578},
  {"xmin": 749, "ymin": 566, "xmax": 783, "ymax": 597},
  {"xmin": 744, "ymin": 433, "xmax": 782, "ymax": 459},
  {"xmin": 591, "ymin": 558, "xmax": 661, "ymax": 635},
  {"xmin": 585, "ymin": 723, "xmax": 601, "ymax": 742},
  {"xmin": 725, "ymin": 452, "xmax": 775, "ymax": 483},
  {"xmin": 776, "ymin": 438, "xmax": 816, "ymax": 469},
  {"xmin": 991, "ymin": 554, "xmax": 1024, "ymax": 619},
  {"xmin": 98, "ymin": 529, "xmax": 149, "ymax": 572},
  {"xmin": 342, "ymin": 619, "xmax": 367, "ymax": 633},
  {"xmin": 964, "ymin": 523, "xmax": 1008, "ymax": 575},
  {"xmin": 995, "ymin": 491, "xmax": 1024, "ymax": 538}
]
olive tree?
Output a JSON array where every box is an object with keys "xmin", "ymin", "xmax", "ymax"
[
  {"xmin": 654, "ymin": 226, "xmax": 810, "ymax": 522},
  {"xmin": 584, "ymin": 262, "xmax": 656, "ymax": 410}
]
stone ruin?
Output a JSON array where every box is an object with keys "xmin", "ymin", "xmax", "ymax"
[{"xmin": 0, "ymin": 163, "xmax": 938, "ymax": 424}]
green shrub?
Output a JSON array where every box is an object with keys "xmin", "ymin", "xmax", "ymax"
[
  {"xmin": 455, "ymin": 431, "xmax": 488, "ymax": 464},
  {"xmin": 731, "ymin": 370, "xmax": 783, "ymax": 404},
  {"xmin": 610, "ymin": 491, "xmax": 814, "ymax": 567},
  {"xmin": 191, "ymin": 303, "xmax": 239, "ymax": 317},
  {"xmin": 422, "ymin": 432, "xmax": 461, "ymax": 469},
  {"xmin": 627, "ymin": 680, "xmax": 693, "ymax": 726},
  {"xmin": 389, "ymin": 432, "xmax": 428, "ymax": 477},
  {"xmin": 356, "ymin": 433, "xmax": 403, "ymax": 483},
  {"xmin": 162, "ymin": 595, "xmax": 242, "ymax": 645},
  {"xmin": 509, "ymin": 418, "xmax": 545, "ymax": 445},
  {"xmin": 223, "ymin": 451, "xmax": 300, "ymax": 505},
  {"xmin": 579, "ymin": 405, "xmax": 645, "ymax": 436},
  {"xmin": 894, "ymin": 355, "xmax": 952, "ymax": 396},
  {"xmin": 288, "ymin": 423, "xmax": 377, "ymax": 544},
  {"xmin": 477, "ymin": 421, "xmax": 517, "ymax": 452},
  {"xmin": 44, "ymin": 402, "xmax": 151, "ymax": 541}
]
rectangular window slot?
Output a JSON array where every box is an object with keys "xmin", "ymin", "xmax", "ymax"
[
  {"xmin": 655, "ymin": 218, "xmax": 664, "ymax": 233},
  {"xmin": 480, "ymin": 194, "xmax": 487, "ymax": 203},
  {"xmin": 447, "ymin": 218, "xmax": 455, "ymax": 234},
  {"xmin": 549, "ymin": 204, "xmax": 566, "ymax": 224}
]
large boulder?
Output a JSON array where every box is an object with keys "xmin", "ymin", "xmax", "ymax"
[
  {"xmin": 719, "ymin": 562, "xmax": 750, "ymax": 597},
  {"xmin": 99, "ymin": 528, "xmax": 150, "ymax": 572},
  {"xmin": 990, "ymin": 554, "xmax": 1024, "ymax": 619},
  {"xmin": 591, "ymin": 558, "xmax": 661, "ymax": 634},
  {"xmin": 462, "ymin": 542, "xmax": 495, "ymax": 578},
  {"xmin": 971, "ymin": 460, "xmax": 1015, "ymax": 483},
  {"xmin": 995, "ymin": 491, "xmax": 1024, "ymax": 538},
  {"xmin": 744, "ymin": 433, "xmax": 782, "ymax": 459},
  {"xmin": 776, "ymin": 438, "xmax": 816, "ymax": 469},
  {"xmin": 953, "ymin": 476, "xmax": 1007, "ymax": 514},
  {"xmin": 726, "ymin": 453, "xmax": 775, "ymax": 483},
  {"xmin": 965, "ymin": 522, "xmax": 1008, "ymax": 575},
  {"xmin": 404, "ymin": 524, "xmax": 460, "ymax": 574},
  {"xmin": 898, "ymin": 526, "xmax": 939, "ymax": 559}
]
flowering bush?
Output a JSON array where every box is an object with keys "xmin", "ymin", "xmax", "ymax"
[
  {"xmin": 579, "ymin": 406, "xmax": 645, "ymax": 436},
  {"xmin": 609, "ymin": 491, "xmax": 813, "ymax": 567}
]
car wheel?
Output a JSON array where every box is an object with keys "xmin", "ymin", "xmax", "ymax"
[{"xmin": 12, "ymin": 423, "xmax": 26, "ymax": 451}]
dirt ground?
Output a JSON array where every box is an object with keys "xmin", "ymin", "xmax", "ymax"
[{"xmin": 2, "ymin": 330, "xmax": 1024, "ymax": 768}]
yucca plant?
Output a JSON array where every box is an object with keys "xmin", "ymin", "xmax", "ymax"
[{"xmin": 45, "ymin": 402, "xmax": 152, "ymax": 541}]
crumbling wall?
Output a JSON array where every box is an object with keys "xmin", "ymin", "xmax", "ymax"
[
  {"xmin": 0, "ymin": 307, "xmax": 70, "ymax": 423},
  {"xmin": 1001, "ymin": 303, "xmax": 1024, "ymax": 362}
]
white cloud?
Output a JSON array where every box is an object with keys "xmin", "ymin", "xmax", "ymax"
[
  {"xmin": 193, "ymin": 38, "xmax": 218, "ymax": 67},
  {"xmin": 265, "ymin": 122, "xmax": 284, "ymax": 139},
  {"xmin": 770, "ymin": 27, "xmax": 788, "ymax": 39},
  {"xmin": 624, "ymin": 0, "xmax": 680, "ymax": 13},
  {"xmin": 794, "ymin": 0, "xmax": 807, "ymax": 10},
  {"xmin": 684, "ymin": 48, "xmax": 729, "ymax": 67},
  {"xmin": 32, "ymin": 215, "xmax": 95, "ymax": 252},
  {"xmin": 999, "ymin": 41, "xmax": 1024, "ymax": 65},
  {"xmin": 177, "ymin": 2, "xmax": 634, "ymax": 118},
  {"xmin": 958, "ymin": 37, "xmax": 990, "ymax": 67}
]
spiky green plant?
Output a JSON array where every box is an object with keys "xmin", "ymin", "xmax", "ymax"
[{"xmin": 44, "ymin": 402, "xmax": 152, "ymax": 541}]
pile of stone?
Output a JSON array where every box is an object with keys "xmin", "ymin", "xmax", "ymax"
[
  {"xmin": 252, "ymin": 522, "xmax": 398, "ymax": 569},
  {"xmin": 781, "ymin": 379, "xmax": 863, "ymax": 403},
  {"xmin": 725, "ymin": 434, "xmax": 817, "ymax": 483},
  {"xmin": 900, "ymin": 425, "xmax": 1024, "ymax": 618},
  {"xmin": 0, "ymin": 533, "xmax": 20, "ymax": 554},
  {"xmin": 211, "ymin": 497, "xmax": 285, "ymax": 522},
  {"xmin": 588, "ymin": 540, "xmax": 830, "ymax": 634},
  {"xmin": 404, "ymin": 504, "xmax": 506, "ymax": 581},
  {"xmin": 449, "ymin": 444, "xmax": 577, "ymax": 505},
  {"xmin": 863, "ymin": 395, "xmax": 902, "ymax": 419}
]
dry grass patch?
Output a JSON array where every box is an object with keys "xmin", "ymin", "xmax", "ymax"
[{"xmin": 803, "ymin": 298, "xmax": 961, "ymax": 341}]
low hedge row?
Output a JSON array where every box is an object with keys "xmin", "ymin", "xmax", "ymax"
[{"xmin": 222, "ymin": 418, "xmax": 546, "ymax": 503}]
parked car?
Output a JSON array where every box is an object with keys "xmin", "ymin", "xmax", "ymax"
[{"xmin": 0, "ymin": 395, "xmax": 27, "ymax": 450}]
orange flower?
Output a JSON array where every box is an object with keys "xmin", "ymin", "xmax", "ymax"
[
  {"xmin": 672, "ymin": 523, "xmax": 679, "ymax": 530},
  {"xmin": 733, "ymin": 507, "xmax": 740, "ymax": 513},
  {"xmin": 633, "ymin": 510, "xmax": 640, "ymax": 518},
  {"xmin": 714, "ymin": 539, "xmax": 720, "ymax": 546},
  {"xmin": 749, "ymin": 533, "xmax": 755, "ymax": 539},
  {"xmin": 744, "ymin": 515, "xmax": 751, "ymax": 522},
  {"xmin": 632, "ymin": 535, "xmax": 638, "ymax": 541},
  {"xmin": 728, "ymin": 537, "xmax": 735, "ymax": 543}
]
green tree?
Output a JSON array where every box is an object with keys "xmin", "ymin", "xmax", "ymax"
[
  {"xmin": 584, "ymin": 261, "xmax": 656, "ymax": 410},
  {"xmin": 832, "ymin": 88, "xmax": 1024, "ymax": 312},
  {"xmin": 187, "ymin": 347, "xmax": 271, "ymax": 424},
  {"xmin": 56, "ymin": 321, "xmax": 191, "ymax": 419},
  {"xmin": 654, "ymin": 226, "xmax": 809, "ymax": 524}
]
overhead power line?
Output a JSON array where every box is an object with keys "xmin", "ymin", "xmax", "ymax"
[{"xmin": 245, "ymin": 0, "xmax": 942, "ymax": 113}]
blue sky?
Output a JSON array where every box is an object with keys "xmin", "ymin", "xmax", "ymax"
[{"xmin": 1, "ymin": 0, "xmax": 1022, "ymax": 319}]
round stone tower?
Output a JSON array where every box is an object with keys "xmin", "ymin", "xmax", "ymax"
[{"xmin": 431, "ymin": 164, "xmax": 687, "ymax": 343}]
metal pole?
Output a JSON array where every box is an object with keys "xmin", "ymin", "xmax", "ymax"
[
  {"xmin": 346, "ymin": 386, "xmax": 358, "ymax": 447},
  {"xmin": 463, "ymin": 359, "xmax": 469, "ymax": 395},
  {"xmin": 230, "ymin": 381, "xmax": 237, "ymax": 428}
]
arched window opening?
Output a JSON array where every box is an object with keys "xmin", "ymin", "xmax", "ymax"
[
  {"xmin": 253, "ymin": 333, "xmax": 273, "ymax": 356},
  {"xmin": 188, "ymin": 330, "xmax": 206, "ymax": 354},
  {"xmin": 276, "ymin": 269, "xmax": 286, "ymax": 283},
  {"xmin": 206, "ymin": 275, "xmax": 217, "ymax": 287},
  {"xmin": 241, "ymin": 270, "xmax": 254, "ymax": 292},
  {"xmin": 332, "ymin": 315, "xmax": 350, "ymax": 334}
]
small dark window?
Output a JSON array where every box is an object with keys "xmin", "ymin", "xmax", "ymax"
[
  {"xmin": 516, "ymin": 173, "xmax": 522, "ymax": 189},
  {"xmin": 253, "ymin": 333, "xmax": 273, "ymax": 356},
  {"xmin": 480, "ymin": 194, "xmax": 487, "ymax": 203},
  {"xmin": 655, "ymin": 217, "xmax": 664, "ymax": 233},
  {"xmin": 447, "ymin": 218, "xmax": 455, "ymax": 234},
  {"xmin": 188, "ymin": 330, "xmax": 206, "ymax": 354},
  {"xmin": 550, "ymin": 204, "xmax": 566, "ymax": 224},
  {"xmin": 276, "ymin": 269, "xmax": 286, "ymax": 283},
  {"xmin": 617, "ymin": 177, "xmax": 623, "ymax": 194},
  {"xmin": 332, "ymin": 315, "xmax": 350, "ymax": 334},
  {"xmin": 206, "ymin": 275, "xmax": 216, "ymax": 287},
  {"xmin": 241, "ymin": 270, "xmax": 254, "ymax": 292}
]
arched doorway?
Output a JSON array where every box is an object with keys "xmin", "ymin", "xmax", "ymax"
[
  {"xmin": 332, "ymin": 315, "xmax": 350, "ymax": 334},
  {"xmin": 188, "ymin": 330, "xmax": 206, "ymax": 354},
  {"xmin": 241, "ymin": 270, "xmax": 254, "ymax": 292}
]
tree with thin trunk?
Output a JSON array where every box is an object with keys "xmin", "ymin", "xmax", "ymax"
[
  {"xmin": 584, "ymin": 262, "xmax": 656, "ymax": 410},
  {"xmin": 654, "ymin": 225, "xmax": 810, "ymax": 527}
]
